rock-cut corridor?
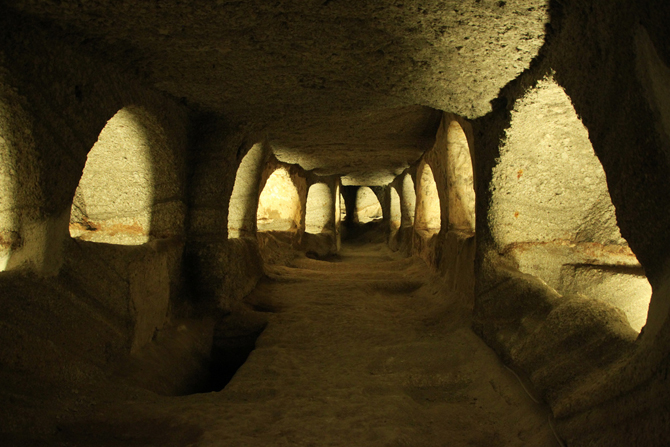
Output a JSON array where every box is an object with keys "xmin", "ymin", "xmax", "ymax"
[
  {"xmin": 31, "ymin": 241, "xmax": 556, "ymax": 447},
  {"xmin": 2, "ymin": 1, "xmax": 670, "ymax": 445}
]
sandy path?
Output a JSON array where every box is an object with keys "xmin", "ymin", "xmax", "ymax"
[
  {"xmin": 162, "ymin": 242, "xmax": 557, "ymax": 446},
  {"xmin": 46, "ymin": 242, "xmax": 558, "ymax": 446}
]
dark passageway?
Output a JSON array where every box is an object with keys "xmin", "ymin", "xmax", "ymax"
[{"xmin": 2, "ymin": 1, "xmax": 670, "ymax": 445}]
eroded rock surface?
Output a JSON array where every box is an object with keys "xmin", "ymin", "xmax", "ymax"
[{"xmin": 9, "ymin": 0, "xmax": 549, "ymax": 184}]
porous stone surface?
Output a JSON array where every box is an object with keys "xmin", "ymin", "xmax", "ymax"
[
  {"xmin": 489, "ymin": 76, "xmax": 626, "ymax": 248},
  {"xmin": 8, "ymin": 0, "xmax": 549, "ymax": 184},
  {"xmin": 305, "ymin": 182, "xmax": 334, "ymax": 234}
]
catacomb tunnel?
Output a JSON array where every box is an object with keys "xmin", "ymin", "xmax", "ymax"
[{"xmin": 1, "ymin": 1, "xmax": 670, "ymax": 445}]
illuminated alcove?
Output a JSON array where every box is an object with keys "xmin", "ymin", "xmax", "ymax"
[
  {"xmin": 305, "ymin": 182, "xmax": 333, "ymax": 234},
  {"xmin": 389, "ymin": 186, "xmax": 401, "ymax": 232},
  {"xmin": 257, "ymin": 167, "xmax": 301, "ymax": 232},
  {"xmin": 228, "ymin": 143, "xmax": 265, "ymax": 238},
  {"xmin": 69, "ymin": 106, "xmax": 177, "ymax": 245},
  {"xmin": 414, "ymin": 162, "xmax": 441, "ymax": 235},
  {"xmin": 401, "ymin": 173, "xmax": 416, "ymax": 227},
  {"xmin": 355, "ymin": 187, "xmax": 383, "ymax": 224},
  {"xmin": 446, "ymin": 120, "xmax": 475, "ymax": 233},
  {"xmin": 489, "ymin": 76, "xmax": 651, "ymax": 332}
]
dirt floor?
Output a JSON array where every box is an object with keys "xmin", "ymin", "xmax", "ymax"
[{"xmin": 3, "ymin": 241, "xmax": 560, "ymax": 446}]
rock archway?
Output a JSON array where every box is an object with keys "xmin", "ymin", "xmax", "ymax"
[
  {"xmin": 489, "ymin": 76, "xmax": 651, "ymax": 332},
  {"xmin": 69, "ymin": 106, "xmax": 182, "ymax": 245},
  {"xmin": 257, "ymin": 167, "xmax": 302, "ymax": 232}
]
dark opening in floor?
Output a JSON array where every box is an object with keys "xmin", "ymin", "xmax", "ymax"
[{"xmin": 197, "ymin": 312, "xmax": 268, "ymax": 393}]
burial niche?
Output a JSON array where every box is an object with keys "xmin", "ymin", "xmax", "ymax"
[
  {"xmin": 69, "ymin": 106, "xmax": 179, "ymax": 245},
  {"xmin": 446, "ymin": 120, "xmax": 475, "ymax": 233},
  {"xmin": 489, "ymin": 76, "xmax": 651, "ymax": 332},
  {"xmin": 305, "ymin": 182, "xmax": 333, "ymax": 234},
  {"xmin": 355, "ymin": 186, "xmax": 383, "ymax": 224},
  {"xmin": 257, "ymin": 167, "xmax": 301, "ymax": 232}
]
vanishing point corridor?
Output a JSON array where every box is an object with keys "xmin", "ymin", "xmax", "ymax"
[{"xmin": 49, "ymin": 240, "xmax": 558, "ymax": 447}]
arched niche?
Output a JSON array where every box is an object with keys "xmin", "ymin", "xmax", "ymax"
[
  {"xmin": 490, "ymin": 76, "xmax": 651, "ymax": 332},
  {"xmin": 401, "ymin": 173, "xmax": 416, "ymax": 227},
  {"xmin": 257, "ymin": 167, "xmax": 301, "ymax": 232},
  {"xmin": 228, "ymin": 143, "xmax": 265, "ymax": 238},
  {"xmin": 69, "ymin": 106, "xmax": 180, "ymax": 245},
  {"xmin": 355, "ymin": 186, "xmax": 383, "ymax": 224},
  {"xmin": 415, "ymin": 162, "xmax": 441, "ymax": 235},
  {"xmin": 305, "ymin": 182, "xmax": 333, "ymax": 234},
  {"xmin": 446, "ymin": 120, "xmax": 476, "ymax": 233},
  {"xmin": 389, "ymin": 186, "xmax": 402, "ymax": 232}
]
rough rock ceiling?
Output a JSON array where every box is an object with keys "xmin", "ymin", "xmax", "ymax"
[{"xmin": 10, "ymin": 0, "xmax": 549, "ymax": 184}]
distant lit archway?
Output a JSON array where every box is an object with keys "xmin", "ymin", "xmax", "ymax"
[
  {"xmin": 305, "ymin": 182, "xmax": 333, "ymax": 234},
  {"xmin": 415, "ymin": 162, "xmax": 441, "ymax": 235},
  {"xmin": 257, "ymin": 167, "xmax": 301, "ymax": 232},
  {"xmin": 390, "ymin": 186, "xmax": 401, "ymax": 232},
  {"xmin": 355, "ymin": 187, "xmax": 383, "ymax": 224},
  {"xmin": 401, "ymin": 173, "xmax": 416, "ymax": 227}
]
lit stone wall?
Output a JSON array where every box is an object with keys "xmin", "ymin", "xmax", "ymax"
[
  {"xmin": 446, "ymin": 120, "xmax": 475, "ymax": 233},
  {"xmin": 490, "ymin": 77, "xmax": 625, "ymax": 247},
  {"xmin": 355, "ymin": 186, "xmax": 383, "ymax": 224},
  {"xmin": 305, "ymin": 182, "xmax": 334, "ymax": 234},
  {"xmin": 389, "ymin": 186, "xmax": 401, "ymax": 232},
  {"xmin": 488, "ymin": 75, "xmax": 651, "ymax": 332},
  {"xmin": 0, "ymin": 10, "xmax": 192, "ymax": 393},
  {"xmin": 0, "ymin": 70, "xmax": 41, "ymax": 271},
  {"xmin": 228, "ymin": 143, "xmax": 267, "ymax": 238},
  {"xmin": 400, "ymin": 173, "xmax": 416, "ymax": 227},
  {"xmin": 70, "ymin": 107, "xmax": 157, "ymax": 245},
  {"xmin": 414, "ymin": 162, "xmax": 441, "ymax": 234},
  {"xmin": 257, "ymin": 167, "xmax": 302, "ymax": 232}
]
